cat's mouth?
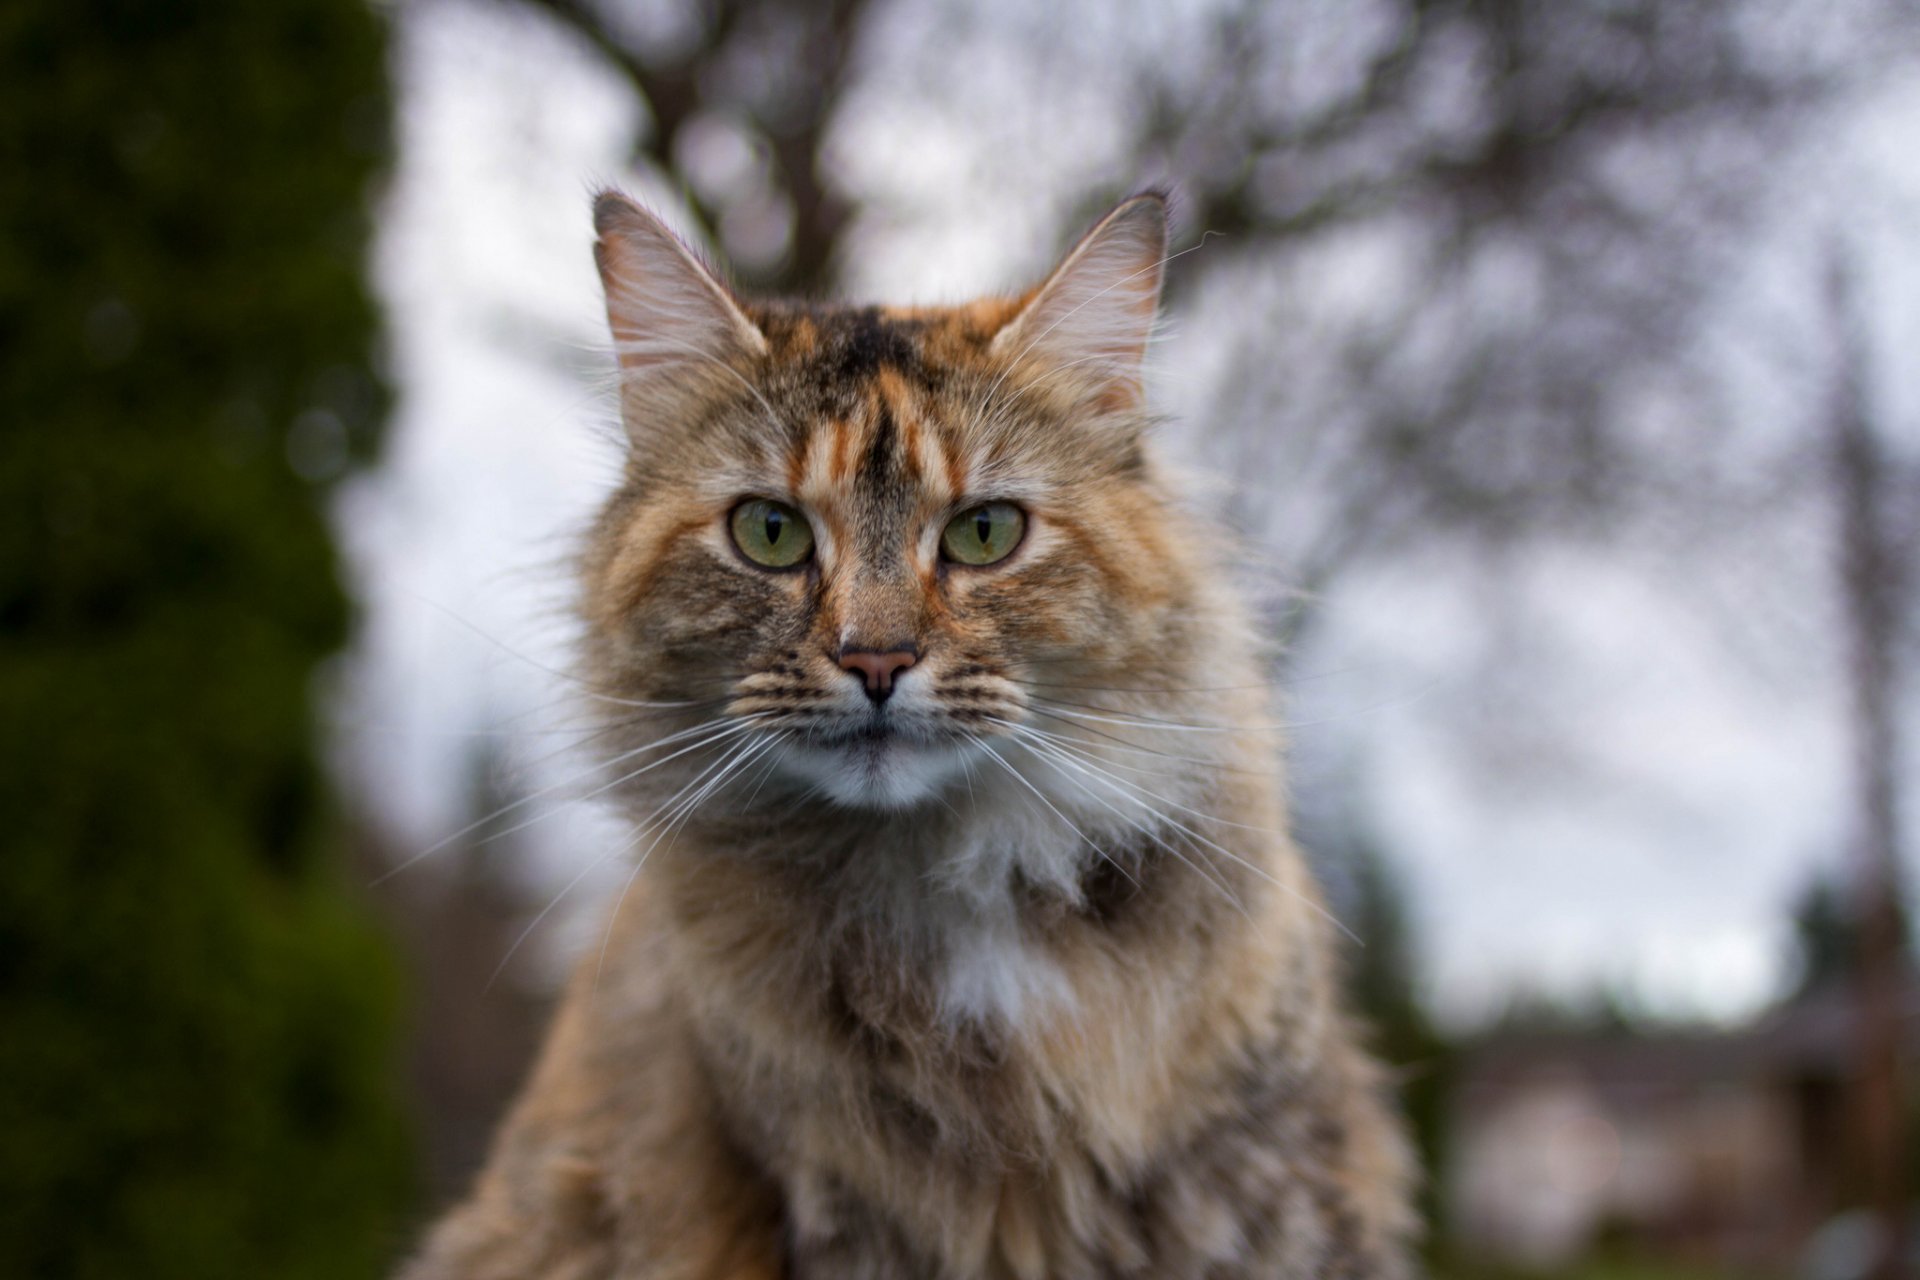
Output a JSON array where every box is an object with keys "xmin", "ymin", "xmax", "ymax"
[
  {"xmin": 808, "ymin": 710, "xmax": 978, "ymax": 750},
  {"xmin": 779, "ymin": 714, "xmax": 980, "ymax": 809},
  {"xmin": 812, "ymin": 720, "xmax": 898, "ymax": 747}
]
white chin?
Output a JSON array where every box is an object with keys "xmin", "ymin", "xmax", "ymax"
[{"xmin": 780, "ymin": 735, "xmax": 969, "ymax": 810}]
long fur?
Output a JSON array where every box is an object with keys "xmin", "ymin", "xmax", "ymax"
[{"xmin": 399, "ymin": 191, "xmax": 1418, "ymax": 1279}]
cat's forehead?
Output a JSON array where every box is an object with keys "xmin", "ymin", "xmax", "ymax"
[
  {"xmin": 748, "ymin": 298, "xmax": 1025, "ymax": 399},
  {"xmin": 735, "ymin": 298, "xmax": 1037, "ymax": 510}
]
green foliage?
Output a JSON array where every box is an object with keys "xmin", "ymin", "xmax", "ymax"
[
  {"xmin": 0, "ymin": 2, "xmax": 409, "ymax": 1276},
  {"xmin": 1433, "ymin": 1258, "xmax": 1763, "ymax": 1280},
  {"xmin": 1791, "ymin": 875, "xmax": 1857, "ymax": 997},
  {"xmin": 1786, "ymin": 871, "xmax": 1913, "ymax": 998}
]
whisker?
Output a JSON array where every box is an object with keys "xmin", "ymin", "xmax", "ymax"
[
  {"xmin": 486, "ymin": 841, "xmax": 622, "ymax": 993},
  {"xmin": 593, "ymin": 731, "xmax": 787, "ymax": 988},
  {"xmin": 337, "ymin": 717, "xmax": 615, "ymax": 741},
  {"xmin": 968, "ymin": 737, "xmax": 1140, "ymax": 893},
  {"xmin": 1020, "ymin": 705, "xmax": 1260, "ymax": 773},
  {"xmin": 739, "ymin": 736, "xmax": 792, "ymax": 808},
  {"xmin": 991, "ymin": 719, "xmax": 1274, "ymax": 838},
  {"xmin": 1012, "ymin": 728, "xmax": 1357, "ymax": 944},
  {"xmin": 413, "ymin": 595, "xmax": 724, "ymax": 710},
  {"xmin": 1008, "ymin": 677, "xmax": 1277, "ymax": 696},
  {"xmin": 985, "ymin": 718, "xmax": 1194, "ymax": 781},
  {"xmin": 1000, "ymin": 734, "xmax": 1244, "ymax": 919},
  {"xmin": 1024, "ymin": 697, "xmax": 1290, "ymax": 735},
  {"xmin": 523, "ymin": 717, "xmax": 768, "ymax": 834},
  {"xmin": 372, "ymin": 715, "xmax": 758, "ymax": 886},
  {"xmin": 1273, "ymin": 677, "xmax": 1447, "ymax": 732}
]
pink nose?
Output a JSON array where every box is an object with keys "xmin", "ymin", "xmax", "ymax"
[{"xmin": 836, "ymin": 646, "xmax": 918, "ymax": 702}]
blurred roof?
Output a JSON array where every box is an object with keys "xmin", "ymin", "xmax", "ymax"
[{"xmin": 1455, "ymin": 976, "xmax": 1920, "ymax": 1112}]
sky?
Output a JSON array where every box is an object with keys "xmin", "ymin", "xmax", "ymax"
[{"xmin": 337, "ymin": 0, "xmax": 1920, "ymax": 1025}]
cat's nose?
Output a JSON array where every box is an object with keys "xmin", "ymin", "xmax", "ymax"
[{"xmin": 836, "ymin": 645, "xmax": 918, "ymax": 704}]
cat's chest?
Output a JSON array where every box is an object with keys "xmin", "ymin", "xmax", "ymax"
[
  {"xmin": 701, "ymin": 890, "xmax": 1130, "ymax": 1168},
  {"xmin": 930, "ymin": 892, "xmax": 1077, "ymax": 1027},
  {"xmin": 772, "ymin": 1031, "xmax": 1377, "ymax": 1280},
  {"xmin": 778, "ymin": 1112, "xmax": 1331, "ymax": 1280}
]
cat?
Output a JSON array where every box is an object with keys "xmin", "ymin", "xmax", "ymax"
[{"xmin": 399, "ymin": 191, "xmax": 1417, "ymax": 1279}]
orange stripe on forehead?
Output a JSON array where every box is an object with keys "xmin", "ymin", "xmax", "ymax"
[
  {"xmin": 831, "ymin": 417, "xmax": 856, "ymax": 486},
  {"xmin": 874, "ymin": 367, "xmax": 923, "ymax": 482},
  {"xmin": 943, "ymin": 430, "xmax": 968, "ymax": 501},
  {"xmin": 786, "ymin": 426, "xmax": 812, "ymax": 498},
  {"xmin": 898, "ymin": 403, "xmax": 923, "ymax": 484}
]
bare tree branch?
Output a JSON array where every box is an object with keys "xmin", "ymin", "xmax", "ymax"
[{"xmin": 517, "ymin": 0, "xmax": 865, "ymax": 293}]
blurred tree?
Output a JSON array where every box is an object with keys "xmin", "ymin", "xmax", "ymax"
[
  {"xmin": 513, "ymin": 0, "xmax": 1919, "ymax": 631},
  {"xmin": 1136, "ymin": 0, "xmax": 1917, "ymax": 617},
  {"xmin": 1824, "ymin": 248, "xmax": 1914, "ymax": 1280},
  {"xmin": 1788, "ymin": 871, "xmax": 1914, "ymax": 999},
  {"xmin": 0, "ymin": 3, "xmax": 409, "ymax": 1277},
  {"xmin": 1792, "ymin": 875, "xmax": 1867, "ymax": 996},
  {"xmin": 524, "ymin": 0, "xmax": 869, "ymax": 293}
]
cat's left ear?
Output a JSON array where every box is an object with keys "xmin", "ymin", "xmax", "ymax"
[{"xmin": 991, "ymin": 193, "xmax": 1168, "ymax": 412}]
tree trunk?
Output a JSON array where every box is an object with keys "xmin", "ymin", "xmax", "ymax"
[{"xmin": 1829, "ymin": 250, "xmax": 1910, "ymax": 1280}]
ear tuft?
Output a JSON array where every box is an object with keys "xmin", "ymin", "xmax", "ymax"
[
  {"xmin": 592, "ymin": 190, "xmax": 767, "ymax": 385},
  {"xmin": 991, "ymin": 194, "xmax": 1169, "ymax": 411}
]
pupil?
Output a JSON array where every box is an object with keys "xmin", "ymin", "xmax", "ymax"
[
  {"xmin": 765, "ymin": 510, "xmax": 783, "ymax": 544},
  {"xmin": 975, "ymin": 511, "xmax": 992, "ymax": 544}
]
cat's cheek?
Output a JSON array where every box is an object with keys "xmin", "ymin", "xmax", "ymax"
[
  {"xmin": 957, "ymin": 557, "xmax": 1112, "ymax": 657},
  {"xmin": 619, "ymin": 555, "xmax": 799, "ymax": 667}
]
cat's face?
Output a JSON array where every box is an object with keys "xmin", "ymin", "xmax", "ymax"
[{"xmin": 582, "ymin": 195, "xmax": 1193, "ymax": 811}]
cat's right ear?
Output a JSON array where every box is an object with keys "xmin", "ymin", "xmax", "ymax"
[{"xmin": 592, "ymin": 192, "xmax": 767, "ymax": 388}]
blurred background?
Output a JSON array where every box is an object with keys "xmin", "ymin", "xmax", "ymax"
[{"xmin": 5, "ymin": 0, "xmax": 1920, "ymax": 1276}]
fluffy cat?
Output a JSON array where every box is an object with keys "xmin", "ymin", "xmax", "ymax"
[{"xmin": 400, "ymin": 191, "xmax": 1417, "ymax": 1279}]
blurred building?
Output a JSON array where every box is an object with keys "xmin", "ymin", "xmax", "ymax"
[{"xmin": 1447, "ymin": 983, "xmax": 1920, "ymax": 1271}]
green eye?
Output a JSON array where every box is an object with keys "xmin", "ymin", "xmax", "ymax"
[
  {"xmin": 940, "ymin": 502, "xmax": 1025, "ymax": 566},
  {"xmin": 729, "ymin": 499, "xmax": 815, "ymax": 568}
]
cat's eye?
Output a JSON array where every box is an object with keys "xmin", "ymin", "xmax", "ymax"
[
  {"xmin": 940, "ymin": 502, "xmax": 1025, "ymax": 567},
  {"xmin": 729, "ymin": 499, "xmax": 815, "ymax": 568}
]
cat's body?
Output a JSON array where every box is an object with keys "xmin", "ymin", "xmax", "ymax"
[{"xmin": 401, "ymin": 194, "xmax": 1416, "ymax": 1279}]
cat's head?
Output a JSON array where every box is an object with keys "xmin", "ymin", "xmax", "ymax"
[{"xmin": 581, "ymin": 192, "xmax": 1218, "ymax": 813}]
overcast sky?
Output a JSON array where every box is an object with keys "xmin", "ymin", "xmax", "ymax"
[{"xmin": 337, "ymin": 0, "xmax": 1920, "ymax": 1026}]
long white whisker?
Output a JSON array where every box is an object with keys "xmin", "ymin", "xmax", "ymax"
[
  {"xmin": 414, "ymin": 595, "xmax": 719, "ymax": 710},
  {"xmin": 1000, "ymin": 733, "xmax": 1243, "ymax": 918},
  {"xmin": 969, "ymin": 737, "xmax": 1139, "ymax": 891},
  {"xmin": 739, "ymin": 735, "xmax": 792, "ymax": 808},
  {"xmin": 1015, "ymin": 729, "xmax": 1357, "ymax": 944},
  {"xmin": 593, "ymin": 731, "xmax": 785, "ymax": 986},
  {"xmin": 486, "ymin": 846, "xmax": 619, "ymax": 993},
  {"xmin": 992, "ymin": 719, "xmax": 1273, "ymax": 838},
  {"xmin": 487, "ymin": 723, "xmax": 780, "ymax": 994},
  {"xmin": 371, "ymin": 715, "xmax": 756, "ymax": 885},
  {"xmin": 1025, "ymin": 700, "xmax": 1288, "ymax": 735},
  {"xmin": 991, "ymin": 718, "xmax": 1182, "ymax": 777},
  {"xmin": 1019, "ymin": 705, "xmax": 1258, "ymax": 772},
  {"xmin": 460, "ymin": 719, "xmax": 764, "ymax": 857}
]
